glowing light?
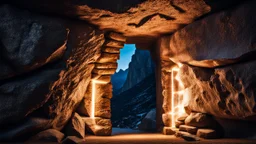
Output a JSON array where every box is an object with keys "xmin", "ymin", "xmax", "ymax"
[
  {"xmin": 170, "ymin": 63, "xmax": 189, "ymax": 128},
  {"xmin": 91, "ymin": 79, "xmax": 108, "ymax": 118}
]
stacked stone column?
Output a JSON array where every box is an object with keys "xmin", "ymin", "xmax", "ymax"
[{"xmin": 76, "ymin": 32, "xmax": 126, "ymax": 136}]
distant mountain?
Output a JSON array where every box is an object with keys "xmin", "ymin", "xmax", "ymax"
[
  {"xmin": 111, "ymin": 69, "xmax": 128, "ymax": 93},
  {"xmin": 111, "ymin": 73, "xmax": 156, "ymax": 129},
  {"xmin": 121, "ymin": 49, "xmax": 155, "ymax": 93}
]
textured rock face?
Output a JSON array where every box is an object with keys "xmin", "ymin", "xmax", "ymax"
[
  {"xmin": 0, "ymin": 5, "xmax": 68, "ymax": 127},
  {"xmin": 112, "ymin": 74, "xmax": 156, "ymax": 129},
  {"xmin": 159, "ymin": 0, "xmax": 256, "ymax": 68},
  {"xmin": 121, "ymin": 49, "xmax": 154, "ymax": 92},
  {"xmin": 65, "ymin": 113, "xmax": 85, "ymax": 138},
  {"xmin": 7, "ymin": 0, "xmax": 210, "ymax": 42},
  {"xmin": 41, "ymin": 26, "xmax": 104, "ymax": 131},
  {"xmin": 179, "ymin": 62, "xmax": 256, "ymax": 120},
  {"xmin": 0, "ymin": 5, "xmax": 68, "ymax": 80},
  {"xmin": 0, "ymin": 4, "xmax": 105, "ymax": 141},
  {"xmin": 7, "ymin": 0, "xmax": 243, "ymax": 45}
]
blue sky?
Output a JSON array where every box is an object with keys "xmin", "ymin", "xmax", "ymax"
[{"xmin": 116, "ymin": 44, "xmax": 136, "ymax": 71}]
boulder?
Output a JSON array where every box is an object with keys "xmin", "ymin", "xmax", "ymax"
[
  {"xmin": 0, "ymin": 4, "xmax": 68, "ymax": 126},
  {"xmin": 138, "ymin": 109, "xmax": 156, "ymax": 131},
  {"xmin": 180, "ymin": 61, "xmax": 256, "ymax": 120},
  {"xmin": 83, "ymin": 117, "xmax": 112, "ymax": 136},
  {"xmin": 65, "ymin": 113, "xmax": 85, "ymax": 138},
  {"xmin": 159, "ymin": 0, "xmax": 256, "ymax": 68},
  {"xmin": 28, "ymin": 129, "xmax": 64, "ymax": 143},
  {"xmin": 184, "ymin": 113, "xmax": 217, "ymax": 128}
]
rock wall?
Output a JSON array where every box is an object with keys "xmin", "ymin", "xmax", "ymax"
[
  {"xmin": 156, "ymin": 0, "xmax": 256, "ymax": 137},
  {"xmin": 76, "ymin": 32, "xmax": 126, "ymax": 136},
  {"xmin": 0, "ymin": 4, "xmax": 107, "ymax": 142},
  {"xmin": 179, "ymin": 62, "xmax": 256, "ymax": 120}
]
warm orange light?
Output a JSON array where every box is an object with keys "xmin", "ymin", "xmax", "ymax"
[
  {"xmin": 170, "ymin": 64, "xmax": 189, "ymax": 127},
  {"xmin": 91, "ymin": 79, "xmax": 108, "ymax": 118}
]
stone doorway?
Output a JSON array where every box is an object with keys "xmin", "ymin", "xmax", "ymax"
[{"xmin": 78, "ymin": 32, "xmax": 160, "ymax": 136}]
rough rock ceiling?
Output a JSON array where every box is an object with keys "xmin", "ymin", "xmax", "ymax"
[{"xmin": 8, "ymin": 0, "xmax": 243, "ymax": 44}]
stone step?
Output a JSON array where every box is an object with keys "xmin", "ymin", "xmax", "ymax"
[
  {"xmin": 104, "ymin": 40, "xmax": 124, "ymax": 48},
  {"xmin": 102, "ymin": 47, "xmax": 120, "ymax": 53},
  {"xmin": 107, "ymin": 32, "xmax": 126, "ymax": 42},
  {"xmin": 196, "ymin": 129, "xmax": 220, "ymax": 139},
  {"xmin": 175, "ymin": 131, "xmax": 200, "ymax": 141},
  {"xmin": 163, "ymin": 127, "xmax": 178, "ymax": 135},
  {"xmin": 179, "ymin": 125, "xmax": 198, "ymax": 134},
  {"xmin": 95, "ymin": 63, "xmax": 117, "ymax": 69}
]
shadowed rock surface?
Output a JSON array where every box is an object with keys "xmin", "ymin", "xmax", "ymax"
[
  {"xmin": 27, "ymin": 129, "xmax": 64, "ymax": 143},
  {"xmin": 0, "ymin": 4, "xmax": 105, "ymax": 141},
  {"xmin": 112, "ymin": 74, "xmax": 156, "ymax": 129},
  {"xmin": 0, "ymin": 4, "xmax": 68, "ymax": 128}
]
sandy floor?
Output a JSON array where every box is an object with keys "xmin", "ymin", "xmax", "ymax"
[{"xmin": 84, "ymin": 128, "xmax": 256, "ymax": 144}]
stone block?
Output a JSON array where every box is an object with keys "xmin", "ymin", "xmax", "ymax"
[
  {"xmin": 82, "ymin": 117, "xmax": 112, "ymax": 136},
  {"xmin": 179, "ymin": 125, "xmax": 198, "ymax": 134},
  {"xmin": 65, "ymin": 113, "xmax": 85, "ymax": 138}
]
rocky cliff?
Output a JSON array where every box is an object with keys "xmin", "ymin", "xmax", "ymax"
[
  {"xmin": 121, "ymin": 49, "xmax": 154, "ymax": 93},
  {"xmin": 111, "ymin": 69, "xmax": 128, "ymax": 94},
  {"xmin": 111, "ymin": 73, "xmax": 156, "ymax": 129}
]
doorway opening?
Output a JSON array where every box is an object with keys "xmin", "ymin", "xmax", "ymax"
[{"xmin": 110, "ymin": 44, "xmax": 157, "ymax": 133}]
